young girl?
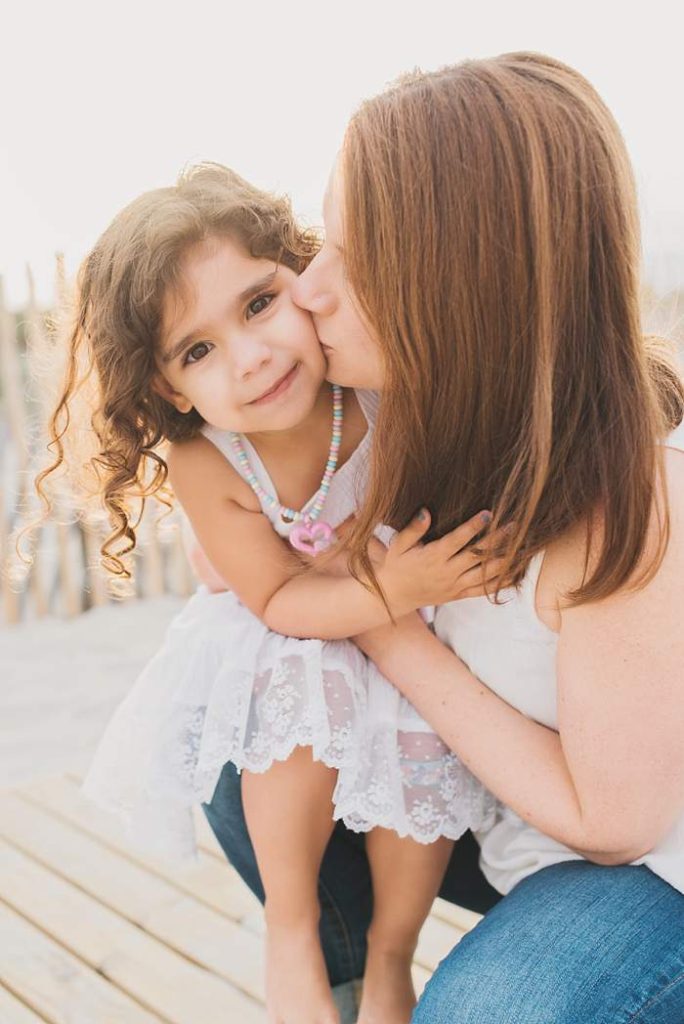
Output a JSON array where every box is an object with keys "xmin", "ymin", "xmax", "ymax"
[{"xmin": 39, "ymin": 163, "xmax": 501, "ymax": 1024}]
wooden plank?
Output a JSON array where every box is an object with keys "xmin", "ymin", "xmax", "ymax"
[
  {"xmin": 0, "ymin": 841, "xmax": 265, "ymax": 1024},
  {"xmin": 192, "ymin": 806, "xmax": 225, "ymax": 860},
  {"xmin": 412, "ymin": 963, "xmax": 432, "ymax": 999},
  {"xmin": 68, "ymin": 775, "xmax": 477, "ymax": 935},
  {"xmin": 58, "ymin": 774, "xmax": 474, "ymax": 966},
  {"xmin": 21, "ymin": 776, "xmax": 261, "ymax": 920},
  {"xmin": 0, "ymin": 986, "xmax": 48, "ymax": 1023},
  {"xmin": 15, "ymin": 777, "xmax": 474, "ymax": 995},
  {"xmin": 431, "ymin": 896, "xmax": 482, "ymax": 934},
  {"xmin": 0, "ymin": 795, "xmax": 264, "ymax": 1003},
  {"xmin": 415, "ymin": 914, "xmax": 465, "ymax": 972},
  {"xmin": 0, "ymin": 793, "xmax": 196, "ymax": 923},
  {"xmin": 2, "ymin": 778, "xmax": 466, "ymax": 1019},
  {"xmin": 67, "ymin": 770, "xmax": 223, "ymax": 861},
  {"xmin": 145, "ymin": 897, "xmax": 264, "ymax": 1001},
  {"xmin": 0, "ymin": 901, "xmax": 162, "ymax": 1024},
  {"xmin": 7, "ymin": 789, "xmax": 264, "ymax": 989}
]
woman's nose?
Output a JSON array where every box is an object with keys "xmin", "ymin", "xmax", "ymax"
[{"xmin": 291, "ymin": 257, "xmax": 335, "ymax": 316}]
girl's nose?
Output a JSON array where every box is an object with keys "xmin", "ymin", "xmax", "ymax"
[
  {"xmin": 291, "ymin": 257, "xmax": 336, "ymax": 316},
  {"xmin": 232, "ymin": 335, "xmax": 272, "ymax": 379}
]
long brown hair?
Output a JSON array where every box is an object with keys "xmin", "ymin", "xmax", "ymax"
[
  {"xmin": 342, "ymin": 53, "xmax": 683, "ymax": 604},
  {"xmin": 34, "ymin": 163, "xmax": 319, "ymax": 577}
]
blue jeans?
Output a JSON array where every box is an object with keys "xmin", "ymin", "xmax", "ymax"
[{"xmin": 204, "ymin": 761, "xmax": 684, "ymax": 1023}]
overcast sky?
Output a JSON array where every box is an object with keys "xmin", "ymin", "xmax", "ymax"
[{"xmin": 1, "ymin": 0, "xmax": 682, "ymax": 309}]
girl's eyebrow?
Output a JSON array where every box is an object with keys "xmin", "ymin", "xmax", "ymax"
[
  {"xmin": 161, "ymin": 269, "xmax": 279, "ymax": 364},
  {"xmin": 236, "ymin": 268, "xmax": 278, "ymax": 305}
]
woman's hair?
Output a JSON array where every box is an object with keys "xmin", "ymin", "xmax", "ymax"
[
  {"xmin": 342, "ymin": 52, "xmax": 684, "ymax": 604},
  {"xmin": 35, "ymin": 163, "xmax": 319, "ymax": 577}
]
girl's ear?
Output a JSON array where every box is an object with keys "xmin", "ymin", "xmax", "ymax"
[{"xmin": 152, "ymin": 373, "xmax": 194, "ymax": 414}]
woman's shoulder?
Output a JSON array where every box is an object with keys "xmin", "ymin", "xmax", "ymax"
[
  {"xmin": 537, "ymin": 444, "xmax": 684, "ymax": 630},
  {"xmin": 660, "ymin": 441, "xmax": 684, "ymax": 538}
]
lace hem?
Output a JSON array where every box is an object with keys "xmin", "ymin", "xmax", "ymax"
[{"xmin": 82, "ymin": 588, "xmax": 497, "ymax": 859}]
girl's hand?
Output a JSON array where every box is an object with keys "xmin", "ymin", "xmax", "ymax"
[{"xmin": 379, "ymin": 508, "xmax": 509, "ymax": 614}]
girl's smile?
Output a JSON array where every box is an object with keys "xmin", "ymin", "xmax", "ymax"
[
  {"xmin": 155, "ymin": 236, "xmax": 327, "ymax": 435},
  {"xmin": 248, "ymin": 362, "xmax": 301, "ymax": 405}
]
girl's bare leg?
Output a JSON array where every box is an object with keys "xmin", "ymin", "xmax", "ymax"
[
  {"xmin": 242, "ymin": 747, "xmax": 339, "ymax": 1024},
  {"xmin": 357, "ymin": 828, "xmax": 454, "ymax": 1024}
]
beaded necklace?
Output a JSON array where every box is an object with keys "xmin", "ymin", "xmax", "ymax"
[{"xmin": 229, "ymin": 383, "xmax": 343, "ymax": 555}]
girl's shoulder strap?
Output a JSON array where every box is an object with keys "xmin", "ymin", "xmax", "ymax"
[{"xmin": 200, "ymin": 423, "xmax": 243, "ymax": 473}]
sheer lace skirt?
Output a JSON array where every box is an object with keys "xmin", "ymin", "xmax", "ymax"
[{"xmin": 82, "ymin": 587, "xmax": 497, "ymax": 861}]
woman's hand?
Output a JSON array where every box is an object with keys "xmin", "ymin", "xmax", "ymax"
[{"xmin": 379, "ymin": 508, "xmax": 509, "ymax": 615}]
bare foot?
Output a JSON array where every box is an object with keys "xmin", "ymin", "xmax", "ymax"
[
  {"xmin": 265, "ymin": 920, "xmax": 340, "ymax": 1024},
  {"xmin": 357, "ymin": 943, "xmax": 417, "ymax": 1024}
]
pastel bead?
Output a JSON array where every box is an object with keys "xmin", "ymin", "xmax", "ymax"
[{"xmin": 228, "ymin": 385, "xmax": 343, "ymax": 545}]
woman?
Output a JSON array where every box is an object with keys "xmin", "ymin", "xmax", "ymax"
[{"xmin": 205, "ymin": 53, "xmax": 684, "ymax": 1022}]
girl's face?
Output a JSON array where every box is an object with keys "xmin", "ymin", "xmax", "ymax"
[
  {"xmin": 291, "ymin": 164, "xmax": 386, "ymax": 390},
  {"xmin": 155, "ymin": 237, "xmax": 327, "ymax": 435}
]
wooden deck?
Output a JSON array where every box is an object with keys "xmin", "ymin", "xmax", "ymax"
[{"xmin": 0, "ymin": 773, "xmax": 481, "ymax": 1022}]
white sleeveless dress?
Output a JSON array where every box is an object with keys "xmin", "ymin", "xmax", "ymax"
[
  {"xmin": 82, "ymin": 390, "xmax": 497, "ymax": 861},
  {"xmin": 435, "ymin": 430, "xmax": 684, "ymax": 896}
]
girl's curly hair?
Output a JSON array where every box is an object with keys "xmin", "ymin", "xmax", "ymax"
[{"xmin": 35, "ymin": 163, "xmax": 320, "ymax": 577}]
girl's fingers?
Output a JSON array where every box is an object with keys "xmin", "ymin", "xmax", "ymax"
[
  {"xmin": 438, "ymin": 510, "xmax": 492, "ymax": 557},
  {"xmin": 453, "ymin": 557, "xmax": 510, "ymax": 596},
  {"xmin": 462, "ymin": 556, "xmax": 509, "ymax": 582},
  {"xmin": 467, "ymin": 525, "xmax": 512, "ymax": 559},
  {"xmin": 390, "ymin": 508, "xmax": 432, "ymax": 555},
  {"xmin": 455, "ymin": 582, "xmax": 491, "ymax": 600}
]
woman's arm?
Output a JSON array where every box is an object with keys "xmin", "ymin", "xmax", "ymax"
[
  {"xmin": 169, "ymin": 436, "xmax": 502, "ymax": 636},
  {"xmin": 356, "ymin": 489, "xmax": 684, "ymax": 863}
]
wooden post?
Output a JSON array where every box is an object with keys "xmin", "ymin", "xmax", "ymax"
[
  {"xmin": 0, "ymin": 482, "xmax": 21, "ymax": 625},
  {"xmin": 83, "ymin": 520, "xmax": 108, "ymax": 608},
  {"xmin": 138, "ymin": 507, "xmax": 165, "ymax": 599},
  {"xmin": 55, "ymin": 517, "xmax": 81, "ymax": 618},
  {"xmin": 0, "ymin": 276, "xmax": 30, "ymax": 622},
  {"xmin": 0, "ymin": 277, "xmax": 29, "ymax": 487}
]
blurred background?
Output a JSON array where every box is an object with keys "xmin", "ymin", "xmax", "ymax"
[
  {"xmin": 0, "ymin": 2, "xmax": 679, "ymax": 1015},
  {"xmin": 3, "ymin": 0, "xmax": 683, "ymax": 748},
  {"xmin": 1, "ymin": 0, "xmax": 683, "ymax": 757}
]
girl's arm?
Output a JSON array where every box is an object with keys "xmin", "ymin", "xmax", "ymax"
[
  {"xmin": 355, "ymin": 494, "xmax": 684, "ymax": 864},
  {"xmin": 169, "ymin": 435, "xmax": 502, "ymax": 636}
]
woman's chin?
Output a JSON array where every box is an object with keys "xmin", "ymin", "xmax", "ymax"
[{"xmin": 324, "ymin": 360, "xmax": 382, "ymax": 391}]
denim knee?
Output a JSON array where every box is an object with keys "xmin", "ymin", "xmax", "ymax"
[{"xmin": 412, "ymin": 862, "xmax": 684, "ymax": 1024}]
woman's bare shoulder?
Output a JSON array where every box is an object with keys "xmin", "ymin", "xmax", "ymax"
[
  {"xmin": 537, "ymin": 446, "xmax": 684, "ymax": 629},
  {"xmin": 663, "ymin": 441, "xmax": 684, "ymax": 519}
]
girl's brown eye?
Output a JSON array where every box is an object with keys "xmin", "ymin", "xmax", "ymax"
[
  {"xmin": 184, "ymin": 342, "xmax": 211, "ymax": 365},
  {"xmin": 247, "ymin": 293, "xmax": 274, "ymax": 318}
]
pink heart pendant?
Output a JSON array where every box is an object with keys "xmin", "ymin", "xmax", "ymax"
[{"xmin": 289, "ymin": 519, "xmax": 335, "ymax": 556}]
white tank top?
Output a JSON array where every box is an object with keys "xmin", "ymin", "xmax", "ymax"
[{"xmin": 435, "ymin": 430, "xmax": 684, "ymax": 895}]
